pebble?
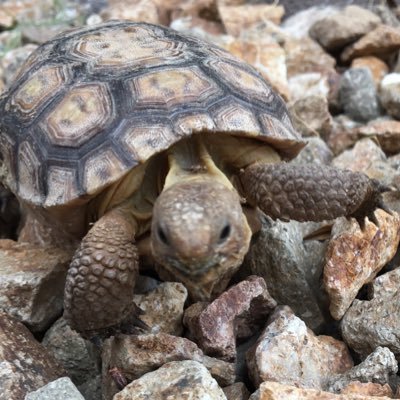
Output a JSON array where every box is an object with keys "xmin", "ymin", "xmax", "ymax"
[
  {"xmin": 379, "ymin": 73, "xmax": 400, "ymax": 119},
  {"xmin": 25, "ymin": 377, "xmax": 85, "ymax": 400}
]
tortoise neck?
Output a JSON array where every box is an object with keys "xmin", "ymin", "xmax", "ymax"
[{"xmin": 163, "ymin": 135, "xmax": 234, "ymax": 191}]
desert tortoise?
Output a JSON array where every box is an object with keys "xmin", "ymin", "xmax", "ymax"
[{"xmin": 0, "ymin": 21, "xmax": 385, "ymax": 338}]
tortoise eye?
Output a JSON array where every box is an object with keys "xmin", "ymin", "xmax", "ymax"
[
  {"xmin": 157, "ymin": 225, "xmax": 169, "ymax": 246},
  {"xmin": 219, "ymin": 223, "xmax": 231, "ymax": 242}
]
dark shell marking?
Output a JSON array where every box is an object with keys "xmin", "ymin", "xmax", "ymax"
[{"xmin": 0, "ymin": 21, "xmax": 304, "ymax": 207}]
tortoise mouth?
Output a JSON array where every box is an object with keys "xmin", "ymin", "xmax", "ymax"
[{"xmin": 162, "ymin": 255, "xmax": 225, "ymax": 277}]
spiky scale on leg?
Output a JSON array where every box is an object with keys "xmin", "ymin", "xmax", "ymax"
[
  {"xmin": 63, "ymin": 210, "xmax": 140, "ymax": 340},
  {"xmin": 240, "ymin": 163, "xmax": 389, "ymax": 224}
]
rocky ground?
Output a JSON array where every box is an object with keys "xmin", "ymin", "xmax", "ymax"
[{"xmin": 1, "ymin": 0, "xmax": 400, "ymax": 399}]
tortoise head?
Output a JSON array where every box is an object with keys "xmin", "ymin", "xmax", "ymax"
[{"xmin": 150, "ymin": 179, "xmax": 252, "ymax": 299}]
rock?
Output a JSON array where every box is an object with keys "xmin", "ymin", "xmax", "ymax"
[
  {"xmin": 351, "ymin": 56, "xmax": 388, "ymax": 87},
  {"xmin": 0, "ymin": 240, "xmax": 73, "ymax": 332},
  {"xmin": 183, "ymin": 276, "xmax": 276, "ymax": 361},
  {"xmin": 327, "ymin": 347, "xmax": 398, "ymax": 393},
  {"xmin": 223, "ymin": 382, "xmax": 250, "ymax": 400},
  {"xmin": 341, "ymin": 25, "xmax": 400, "ymax": 63},
  {"xmin": 222, "ymin": 37, "xmax": 289, "ymax": 100},
  {"xmin": 309, "ymin": 6, "xmax": 381, "ymax": 51},
  {"xmin": 243, "ymin": 217, "xmax": 329, "ymax": 332},
  {"xmin": 291, "ymin": 137, "xmax": 334, "ymax": 166},
  {"xmin": 281, "ymin": 6, "xmax": 338, "ymax": 39},
  {"xmin": 341, "ymin": 267, "xmax": 400, "ymax": 359},
  {"xmin": 132, "ymin": 282, "xmax": 187, "ymax": 336},
  {"xmin": 327, "ymin": 116, "xmax": 361, "ymax": 156},
  {"xmin": 0, "ymin": 44, "xmax": 38, "ymax": 88},
  {"xmin": 284, "ymin": 36, "xmax": 336, "ymax": 78},
  {"xmin": 357, "ymin": 119, "xmax": 400, "ymax": 155},
  {"xmin": 249, "ymin": 381, "xmax": 393, "ymax": 400},
  {"xmin": 340, "ymin": 381, "xmax": 393, "ymax": 397},
  {"xmin": 288, "ymin": 95, "xmax": 333, "ymax": 138},
  {"xmin": 42, "ymin": 317, "xmax": 100, "ymax": 387},
  {"xmin": 373, "ymin": 3, "xmax": 400, "ymax": 27},
  {"xmin": 246, "ymin": 306, "xmax": 353, "ymax": 389},
  {"xmin": 338, "ymin": 68, "xmax": 381, "ymax": 122},
  {"xmin": 101, "ymin": 332, "xmax": 235, "ymax": 399},
  {"xmin": 77, "ymin": 375, "xmax": 101, "ymax": 400},
  {"xmin": 288, "ymin": 72, "xmax": 331, "ymax": 102},
  {"xmin": 113, "ymin": 360, "xmax": 227, "ymax": 400},
  {"xmin": 100, "ymin": 0, "xmax": 161, "ymax": 25},
  {"xmin": 25, "ymin": 377, "xmax": 84, "ymax": 400},
  {"xmin": 333, "ymin": 138, "xmax": 398, "ymax": 187},
  {"xmin": 0, "ymin": 311, "xmax": 65, "ymax": 399},
  {"xmin": 379, "ymin": 73, "xmax": 400, "ymax": 119},
  {"xmin": 0, "ymin": 9, "xmax": 14, "ymax": 29},
  {"xmin": 324, "ymin": 210, "xmax": 400, "ymax": 320},
  {"xmin": 218, "ymin": 4, "xmax": 284, "ymax": 37}
]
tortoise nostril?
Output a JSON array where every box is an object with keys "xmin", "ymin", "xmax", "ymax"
[
  {"xmin": 157, "ymin": 225, "xmax": 169, "ymax": 246},
  {"xmin": 219, "ymin": 223, "xmax": 231, "ymax": 242}
]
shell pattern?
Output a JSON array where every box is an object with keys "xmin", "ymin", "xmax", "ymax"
[{"xmin": 0, "ymin": 21, "xmax": 304, "ymax": 208}]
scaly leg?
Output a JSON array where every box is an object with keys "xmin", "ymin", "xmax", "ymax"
[
  {"xmin": 63, "ymin": 209, "xmax": 139, "ymax": 339},
  {"xmin": 240, "ymin": 163, "xmax": 389, "ymax": 224}
]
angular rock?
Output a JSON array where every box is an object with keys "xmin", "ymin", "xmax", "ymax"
[
  {"xmin": 132, "ymin": 282, "xmax": 187, "ymax": 336},
  {"xmin": 288, "ymin": 72, "xmax": 330, "ymax": 102},
  {"xmin": 25, "ymin": 377, "xmax": 84, "ymax": 400},
  {"xmin": 0, "ymin": 240, "xmax": 73, "ymax": 331},
  {"xmin": 327, "ymin": 116, "xmax": 361, "ymax": 156},
  {"xmin": 77, "ymin": 375, "xmax": 101, "ymax": 400},
  {"xmin": 340, "ymin": 381, "xmax": 393, "ymax": 397},
  {"xmin": 223, "ymin": 382, "xmax": 250, "ymax": 400},
  {"xmin": 243, "ymin": 217, "xmax": 329, "ymax": 332},
  {"xmin": 309, "ymin": 6, "xmax": 381, "ymax": 51},
  {"xmin": 324, "ymin": 210, "xmax": 400, "ymax": 320},
  {"xmin": 327, "ymin": 347, "xmax": 398, "ymax": 393},
  {"xmin": 249, "ymin": 381, "xmax": 393, "ymax": 400},
  {"xmin": 184, "ymin": 275, "xmax": 276, "ymax": 361},
  {"xmin": 0, "ymin": 311, "xmax": 65, "ymax": 399},
  {"xmin": 288, "ymin": 95, "xmax": 333, "ymax": 138},
  {"xmin": 42, "ymin": 317, "xmax": 100, "ymax": 387},
  {"xmin": 284, "ymin": 37, "xmax": 336, "ymax": 78},
  {"xmin": 246, "ymin": 306, "xmax": 353, "ymax": 389},
  {"xmin": 351, "ymin": 56, "xmax": 388, "ymax": 87},
  {"xmin": 102, "ymin": 332, "xmax": 235, "ymax": 399},
  {"xmin": 339, "ymin": 68, "xmax": 381, "ymax": 122},
  {"xmin": 357, "ymin": 119, "xmax": 400, "ymax": 155},
  {"xmin": 379, "ymin": 73, "xmax": 400, "ymax": 119},
  {"xmin": 218, "ymin": 4, "xmax": 284, "ymax": 37},
  {"xmin": 341, "ymin": 267, "xmax": 400, "ymax": 359},
  {"xmin": 113, "ymin": 360, "xmax": 227, "ymax": 400},
  {"xmin": 341, "ymin": 25, "xmax": 400, "ymax": 63},
  {"xmin": 291, "ymin": 137, "xmax": 334, "ymax": 166}
]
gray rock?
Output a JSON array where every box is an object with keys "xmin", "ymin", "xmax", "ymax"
[
  {"xmin": 328, "ymin": 347, "xmax": 398, "ymax": 393},
  {"xmin": 113, "ymin": 360, "xmax": 227, "ymax": 400},
  {"xmin": 341, "ymin": 267, "xmax": 400, "ymax": 359},
  {"xmin": 246, "ymin": 306, "xmax": 353, "ymax": 389},
  {"xmin": 291, "ymin": 137, "xmax": 333, "ymax": 166},
  {"xmin": 42, "ymin": 317, "xmax": 100, "ymax": 386},
  {"xmin": 243, "ymin": 217, "xmax": 329, "ymax": 331},
  {"xmin": 24, "ymin": 377, "xmax": 84, "ymax": 400},
  {"xmin": 77, "ymin": 375, "xmax": 101, "ymax": 400},
  {"xmin": 379, "ymin": 73, "xmax": 400, "ymax": 119},
  {"xmin": 222, "ymin": 382, "xmax": 250, "ymax": 400},
  {"xmin": 339, "ymin": 68, "xmax": 382, "ymax": 122}
]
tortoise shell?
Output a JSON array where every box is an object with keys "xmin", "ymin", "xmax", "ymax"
[{"xmin": 0, "ymin": 21, "xmax": 304, "ymax": 208}]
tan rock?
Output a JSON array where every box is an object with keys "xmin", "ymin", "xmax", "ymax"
[
  {"xmin": 351, "ymin": 56, "xmax": 388, "ymax": 87},
  {"xmin": 324, "ymin": 209, "xmax": 400, "ymax": 320},
  {"xmin": 132, "ymin": 282, "xmax": 187, "ymax": 336},
  {"xmin": 100, "ymin": 0, "xmax": 161, "ymax": 24},
  {"xmin": 246, "ymin": 306, "xmax": 353, "ymax": 389},
  {"xmin": 309, "ymin": 6, "xmax": 381, "ymax": 51},
  {"xmin": 327, "ymin": 116, "xmax": 361, "ymax": 156},
  {"xmin": 288, "ymin": 72, "xmax": 330, "ymax": 102},
  {"xmin": 0, "ymin": 9, "xmax": 14, "ymax": 28},
  {"xmin": 284, "ymin": 36, "xmax": 336, "ymax": 78},
  {"xmin": 0, "ymin": 239, "xmax": 74, "ymax": 331},
  {"xmin": 0, "ymin": 311, "xmax": 65, "ymax": 399},
  {"xmin": 341, "ymin": 25, "xmax": 400, "ymax": 63},
  {"xmin": 251, "ymin": 381, "xmax": 393, "ymax": 400},
  {"xmin": 218, "ymin": 4, "xmax": 284, "ymax": 37},
  {"xmin": 223, "ymin": 382, "xmax": 250, "ymax": 400},
  {"xmin": 340, "ymin": 381, "xmax": 393, "ymax": 397},
  {"xmin": 379, "ymin": 73, "xmax": 400, "ymax": 119},
  {"xmin": 357, "ymin": 119, "xmax": 400, "ymax": 155},
  {"xmin": 113, "ymin": 360, "xmax": 227, "ymax": 400}
]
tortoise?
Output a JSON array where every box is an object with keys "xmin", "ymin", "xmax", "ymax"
[{"xmin": 0, "ymin": 21, "xmax": 386, "ymax": 339}]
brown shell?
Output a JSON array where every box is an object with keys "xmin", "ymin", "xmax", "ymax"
[{"xmin": 0, "ymin": 21, "xmax": 305, "ymax": 208}]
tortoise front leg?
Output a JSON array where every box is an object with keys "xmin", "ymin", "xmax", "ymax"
[
  {"xmin": 240, "ymin": 163, "xmax": 388, "ymax": 223},
  {"xmin": 63, "ymin": 209, "xmax": 139, "ymax": 339}
]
